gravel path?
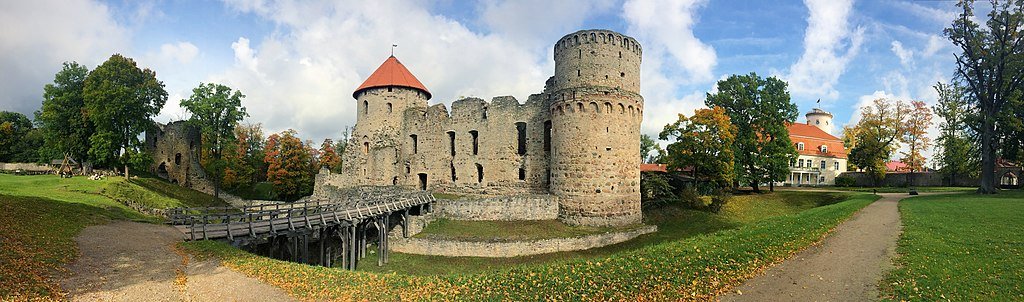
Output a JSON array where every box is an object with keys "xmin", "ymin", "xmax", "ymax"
[
  {"xmin": 720, "ymin": 193, "xmax": 922, "ymax": 302},
  {"xmin": 60, "ymin": 221, "xmax": 293, "ymax": 301}
]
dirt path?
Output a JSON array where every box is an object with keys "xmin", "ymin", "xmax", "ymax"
[
  {"xmin": 60, "ymin": 221, "xmax": 293, "ymax": 301},
  {"xmin": 720, "ymin": 193, "xmax": 923, "ymax": 302}
]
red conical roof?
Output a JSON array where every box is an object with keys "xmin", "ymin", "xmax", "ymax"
[{"xmin": 353, "ymin": 56, "xmax": 431, "ymax": 99}]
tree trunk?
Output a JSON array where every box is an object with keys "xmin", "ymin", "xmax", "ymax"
[
  {"xmin": 124, "ymin": 164, "xmax": 129, "ymax": 179},
  {"xmin": 979, "ymin": 116, "xmax": 998, "ymax": 194},
  {"xmin": 769, "ymin": 181, "xmax": 775, "ymax": 192}
]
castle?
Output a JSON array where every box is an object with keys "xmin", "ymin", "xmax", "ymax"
[{"xmin": 319, "ymin": 29, "xmax": 645, "ymax": 226}]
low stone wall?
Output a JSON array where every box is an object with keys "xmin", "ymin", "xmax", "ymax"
[
  {"xmin": 435, "ymin": 195, "xmax": 559, "ymax": 221},
  {"xmin": 0, "ymin": 162, "xmax": 50, "ymax": 172},
  {"xmin": 839, "ymin": 171, "xmax": 977, "ymax": 187},
  {"xmin": 389, "ymin": 225, "xmax": 657, "ymax": 258}
]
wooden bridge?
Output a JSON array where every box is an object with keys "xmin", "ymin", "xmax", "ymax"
[{"xmin": 167, "ymin": 191, "xmax": 435, "ymax": 269}]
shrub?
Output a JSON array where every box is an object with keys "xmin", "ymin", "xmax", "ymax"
[
  {"xmin": 640, "ymin": 172, "xmax": 675, "ymax": 207},
  {"xmin": 709, "ymin": 191, "xmax": 732, "ymax": 213},
  {"xmin": 834, "ymin": 176, "xmax": 855, "ymax": 187}
]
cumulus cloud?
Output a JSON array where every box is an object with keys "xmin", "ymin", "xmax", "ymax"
[
  {"xmin": 0, "ymin": 0, "xmax": 128, "ymax": 115},
  {"xmin": 212, "ymin": 0, "xmax": 586, "ymax": 141},
  {"xmin": 479, "ymin": 0, "xmax": 615, "ymax": 49},
  {"xmin": 779, "ymin": 0, "xmax": 864, "ymax": 101},
  {"xmin": 156, "ymin": 42, "xmax": 199, "ymax": 64},
  {"xmin": 623, "ymin": 0, "xmax": 717, "ymax": 84}
]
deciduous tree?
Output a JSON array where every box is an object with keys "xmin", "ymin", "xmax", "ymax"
[
  {"xmin": 0, "ymin": 111, "xmax": 35, "ymax": 162},
  {"xmin": 900, "ymin": 100, "xmax": 934, "ymax": 186},
  {"xmin": 82, "ymin": 54, "xmax": 167, "ymax": 177},
  {"xmin": 946, "ymin": 0, "xmax": 1024, "ymax": 193},
  {"xmin": 850, "ymin": 98, "xmax": 911, "ymax": 185},
  {"xmin": 705, "ymin": 72, "xmax": 798, "ymax": 192},
  {"xmin": 659, "ymin": 107, "xmax": 737, "ymax": 190},
  {"xmin": 933, "ymin": 82, "xmax": 979, "ymax": 184},
  {"xmin": 180, "ymin": 83, "xmax": 248, "ymax": 197},
  {"xmin": 319, "ymin": 139, "xmax": 341, "ymax": 171},
  {"xmin": 37, "ymin": 62, "xmax": 93, "ymax": 163},
  {"xmin": 264, "ymin": 130, "xmax": 314, "ymax": 200}
]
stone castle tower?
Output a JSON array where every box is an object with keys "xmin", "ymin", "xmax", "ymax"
[
  {"xmin": 805, "ymin": 108, "xmax": 834, "ymax": 135},
  {"xmin": 548, "ymin": 29, "xmax": 643, "ymax": 226},
  {"xmin": 323, "ymin": 29, "xmax": 643, "ymax": 226}
]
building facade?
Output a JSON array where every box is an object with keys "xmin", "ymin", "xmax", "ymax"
[
  {"xmin": 783, "ymin": 109, "xmax": 848, "ymax": 186},
  {"xmin": 319, "ymin": 29, "xmax": 645, "ymax": 226}
]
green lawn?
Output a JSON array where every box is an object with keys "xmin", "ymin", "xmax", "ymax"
[
  {"xmin": 0, "ymin": 174, "xmax": 228, "ymax": 209},
  {"xmin": 882, "ymin": 190, "xmax": 1024, "ymax": 301},
  {"xmin": 181, "ymin": 192, "xmax": 878, "ymax": 300}
]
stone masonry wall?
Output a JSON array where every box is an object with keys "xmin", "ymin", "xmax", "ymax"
[
  {"xmin": 321, "ymin": 29, "xmax": 644, "ymax": 227},
  {"xmin": 389, "ymin": 225, "xmax": 656, "ymax": 258},
  {"xmin": 145, "ymin": 121, "xmax": 201, "ymax": 187},
  {"xmin": 434, "ymin": 195, "xmax": 559, "ymax": 221}
]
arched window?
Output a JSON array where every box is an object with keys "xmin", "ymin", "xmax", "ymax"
[
  {"xmin": 476, "ymin": 163, "xmax": 484, "ymax": 183},
  {"xmin": 387, "ymin": 103, "xmax": 393, "ymax": 113},
  {"xmin": 578, "ymin": 103, "xmax": 584, "ymax": 112},
  {"xmin": 820, "ymin": 145, "xmax": 828, "ymax": 153},
  {"xmin": 605, "ymin": 102, "xmax": 612, "ymax": 113},
  {"xmin": 589, "ymin": 102, "xmax": 598, "ymax": 113},
  {"xmin": 618, "ymin": 103, "xmax": 625, "ymax": 114},
  {"xmin": 470, "ymin": 130, "xmax": 479, "ymax": 155},
  {"xmin": 363, "ymin": 101, "xmax": 368, "ymax": 115},
  {"xmin": 797, "ymin": 142, "xmax": 805, "ymax": 151}
]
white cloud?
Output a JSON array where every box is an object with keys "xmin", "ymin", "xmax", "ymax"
[
  {"xmin": 892, "ymin": 1, "xmax": 957, "ymax": 26},
  {"xmin": 623, "ymin": 0, "xmax": 717, "ymax": 84},
  {"xmin": 890, "ymin": 40, "xmax": 914, "ymax": 68},
  {"xmin": 921, "ymin": 34, "xmax": 948, "ymax": 57},
  {"xmin": 0, "ymin": 0, "xmax": 128, "ymax": 115},
  {"xmin": 158, "ymin": 42, "xmax": 199, "ymax": 64},
  {"xmin": 779, "ymin": 0, "xmax": 864, "ymax": 101},
  {"xmin": 479, "ymin": 0, "xmax": 615, "ymax": 49},
  {"xmin": 212, "ymin": 0, "xmax": 578, "ymax": 141}
]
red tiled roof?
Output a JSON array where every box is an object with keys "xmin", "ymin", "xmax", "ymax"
[
  {"xmin": 641, "ymin": 164, "xmax": 667, "ymax": 172},
  {"xmin": 787, "ymin": 123, "xmax": 847, "ymax": 159},
  {"xmin": 353, "ymin": 56, "xmax": 431, "ymax": 99},
  {"xmin": 886, "ymin": 161, "xmax": 909, "ymax": 172}
]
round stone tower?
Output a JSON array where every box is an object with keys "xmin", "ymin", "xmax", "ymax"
[
  {"xmin": 548, "ymin": 29, "xmax": 643, "ymax": 226},
  {"xmin": 348, "ymin": 55, "xmax": 430, "ymax": 185},
  {"xmin": 805, "ymin": 108, "xmax": 834, "ymax": 135}
]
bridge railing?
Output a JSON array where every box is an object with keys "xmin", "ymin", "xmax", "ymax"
[{"xmin": 173, "ymin": 193, "xmax": 435, "ymax": 240}]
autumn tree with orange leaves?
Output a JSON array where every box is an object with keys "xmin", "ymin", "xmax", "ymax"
[
  {"xmin": 319, "ymin": 139, "xmax": 341, "ymax": 172},
  {"xmin": 659, "ymin": 107, "xmax": 737, "ymax": 192},
  {"xmin": 264, "ymin": 129, "xmax": 314, "ymax": 200},
  {"xmin": 900, "ymin": 101, "xmax": 934, "ymax": 173}
]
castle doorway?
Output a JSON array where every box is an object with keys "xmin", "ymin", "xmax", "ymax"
[
  {"xmin": 1001, "ymin": 172, "xmax": 1019, "ymax": 188},
  {"xmin": 418, "ymin": 173, "xmax": 427, "ymax": 190},
  {"xmin": 157, "ymin": 162, "xmax": 169, "ymax": 180}
]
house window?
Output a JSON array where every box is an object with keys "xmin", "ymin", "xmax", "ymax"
[
  {"xmin": 835, "ymin": 161, "xmax": 840, "ymax": 170},
  {"xmin": 820, "ymin": 160, "xmax": 826, "ymax": 169},
  {"xmin": 798, "ymin": 159, "xmax": 804, "ymax": 168},
  {"xmin": 797, "ymin": 142, "xmax": 804, "ymax": 151},
  {"xmin": 821, "ymin": 145, "xmax": 828, "ymax": 153}
]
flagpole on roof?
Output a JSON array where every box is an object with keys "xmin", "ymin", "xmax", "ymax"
[{"xmin": 391, "ymin": 44, "xmax": 397, "ymax": 57}]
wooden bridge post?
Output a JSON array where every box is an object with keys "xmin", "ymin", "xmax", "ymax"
[
  {"xmin": 318, "ymin": 228, "xmax": 325, "ymax": 266},
  {"xmin": 375, "ymin": 218, "xmax": 384, "ymax": 267},
  {"xmin": 402, "ymin": 209, "xmax": 410, "ymax": 238}
]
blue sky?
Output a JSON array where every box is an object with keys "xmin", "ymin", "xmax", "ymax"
[{"xmin": 1, "ymin": 0, "xmax": 959, "ymax": 158}]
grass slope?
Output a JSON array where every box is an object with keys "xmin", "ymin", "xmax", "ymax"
[
  {"xmin": 0, "ymin": 174, "xmax": 227, "ymax": 209},
  {"xmin": 358, "ymin": 191, "xmax": 853, "ymax": 275},
  {"xmin": 882, "ymin": 191, "xmax": 1024, "ymax": 301},
  {"xmin": 181, "ymin": 192, "xmax": 878, "ymax": 300},
  {"xmin": 0, "ymin": 174, "xmax": 228, "ymax": 300},
  {"xmin": 0, "ymin": 195, "xmax": 131, "ymax": 299},
  {"xmin": 822, "ymin": 186, "xmax": 977, "ymax": 193},
  {"xmin": 416, "ymin": 219, "xmax": 632, "ymax": 241}
]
